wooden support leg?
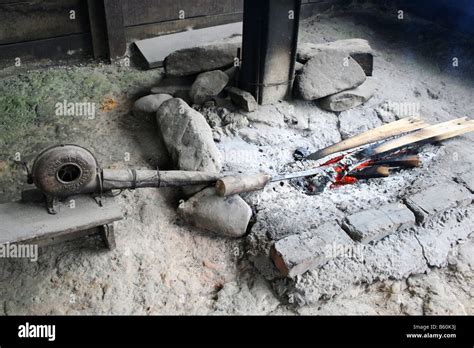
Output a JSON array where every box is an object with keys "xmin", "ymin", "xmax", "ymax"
[{"xmin": 99, "ymin": 223, "xmax": 116, "ymax": 250}]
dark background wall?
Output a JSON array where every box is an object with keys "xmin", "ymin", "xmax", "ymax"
[
  {"xmin": 398, "ymin": 0, "xmax": 474, "ymax": 35},
  {"xmin": 0, "ymin": 0, "xmax": 472, "ymax": 67},
  {"xmin": 371, "ymin": 0, "xmax": 474, "ymax": 35}
]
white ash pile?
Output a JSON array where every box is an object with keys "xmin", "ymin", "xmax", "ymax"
[{"xmin": 130, "ymin": 37, "xmax": 473, "ymax": 307}]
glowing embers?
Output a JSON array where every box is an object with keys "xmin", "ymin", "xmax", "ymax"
[{"xmin": 289, "ymin": 150, "xmax": 421, "ymax": 196}]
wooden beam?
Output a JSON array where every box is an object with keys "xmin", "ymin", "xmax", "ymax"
[
  {"xmin": 103, "ymin": 0, "xmax": 126, "ymax": 60},
  {"xmin": 125, "ymin": 12, "xmax": 243, "ymax": 42},
  {"xmin": 0, "ymin": 33, "xmax": 92, "ymax": 67},
  {"xmin": 87, "ymin": 0, "xmax": 108, "ymax": 59},
  {"xmin": 121, "ymin": 0, "xmax": 242, "ymax": 26},
  {"xmin": 0, "ymin": 0, "xmax": 89, "ymax": 45},
  {"xmin": 240, "ymin": 0, "xmax": 302, "ymax": 104}
]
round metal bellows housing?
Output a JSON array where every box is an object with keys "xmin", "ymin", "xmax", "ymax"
[{"xmin": 31, "ymin": 144, "xmax": 100, "ymax": 197}]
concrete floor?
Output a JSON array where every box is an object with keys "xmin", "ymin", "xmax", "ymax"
[{"xmin": 0, "ymin": 6, "xmax": 472, "ymax": 315}]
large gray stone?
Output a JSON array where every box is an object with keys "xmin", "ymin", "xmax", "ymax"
[
  {"xmin": 157, "ymin": 98, "xmax": 222, "ymax": 174},
  {"xmin": 296, "ymin": 51, "xmax": 366, "ymax": 100},
  {"xmin": 404, "ymin": 183, "xmax": 472, "ymax": 223},
  {"xmin": 164, "ymin": 42, "xmax": 240, "ymax": 77},
  {"xmin": 190, "ymin": 70, "xmax": 229, "ymax": 104},
  {"xmin": 226, "ymin": 87, "xmax": 258, "ymax": 112},
  {"xmin": 224, "ymin": 66, "xmax": 239, "ymax": 86},
  {"xmin": 298, "ymin": 39, "xmax": 373, "ymax": 75},
  {"xmin": 132, "ymin": 94, "xmax": 173, "ymax": 118},
  {"xmin": 341, "ymin": 203, "xmax": 416, "ymax": 244},
  {"xmin": 338, "ymin": 108, "xmax": 382, "ymax": 140},
  {"xmin": 271, "ymin": 222, "xmax": 354, "ymax": 278},
  {"xmin": 319, "ymin": 78, "xmax": 376, "ymax": 112},
  {"xmin": 177, "ymin": 187, "xmax": 252, "ymax": 238}
]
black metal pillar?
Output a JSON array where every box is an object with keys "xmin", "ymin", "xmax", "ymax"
[{"xmin": 239, "ymin": 0, "xmax": 301, "ymax": 105}]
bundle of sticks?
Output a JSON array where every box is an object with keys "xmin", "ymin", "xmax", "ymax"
[{"xmin": 216, "ymin": 117, "xmax": 474, "ymax": 196}]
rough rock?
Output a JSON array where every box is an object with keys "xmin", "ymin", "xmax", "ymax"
[
  {"xmin": 341, "ymin": 203, "xmax": 416, "ymax": 244},
  {"xmin": 295, "ymin": 61, "xmax": 304, "ymax": 74},
  {"xmin": 244, "ymin": 103, "xmax": 288, "ymax": 128},
  {"xmin": 271, "ymin": 222, "xmax": 354, "ymax": 278},
  {"xmin": 157, "ymin": 98, "xmax": 222, "ymax": 174},
  {"xmin": 224, "ymin": 66, "xmax": 239, "ymax": 86},
  {"xmin": 177, "ymin": 187, "xmax": 252, "ymax": 238},
  {"xmin": 318, "ymin": 78, "xmax": 376, "ymax": 112},
  {"xmin": 296, "ymin": 51, "xmax": 366, "ymax": 100},
  {"xmin": 375, "ymin": 102, "xmax": 397, "ymax": 123},
  {"xmin": 404, "ymin": 183, "xmax": 472, "ymax": 223},
  {"xmin": 132, "ymin": 94, "xmax": 173, "ymax": 117},
  {"xmin": 298, "ymin": 39, "xmax": 373, "ymax": 75},
  {"xmin": 338, "ymin": 108, "xmax": 382, "ymax": 139},
  {"xmin": 226, "ymin": 87, "xmax": 258, "ymax": 112},
  {"xmin": 164, "ymin": 42, "xmax": 240, "ymax": 76},
  {"xmin": 190, "ymin": 70, "xmax": 229, "ymax": 105},
  {"xmin": 455, "ymin": 172, "xmax": 474, "ymax": 193},
  {"xmin": 221, "ymin": 112, "xmax": 249, "ymax": 130}
]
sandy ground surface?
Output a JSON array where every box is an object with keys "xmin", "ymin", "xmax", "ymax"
[{"xmin": 0, "ymin": 7, "xmax": 472, "ymax": 315}]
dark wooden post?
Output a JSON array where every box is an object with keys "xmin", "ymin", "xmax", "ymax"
[
  {"xmin": 239, "ymin": 0, "xmax": 301, "ymax": 105},
  {"xmin": 87, "ymin": 0, "xmax": 126, "ymax": 61}
]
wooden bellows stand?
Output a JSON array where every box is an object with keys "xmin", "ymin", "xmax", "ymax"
[{"xmin": 0, "ymin": 190, "xmax": 123, "ymax": 250}]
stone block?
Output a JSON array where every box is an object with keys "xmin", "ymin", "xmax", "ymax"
[
  {"xmin": 271, "ymin": 222, "xmax": 354, "ymax": 277},
  {"xmin": 404, "ymin": 183, "xmax": 472, "ymax": 223},
  {"xmin": 341, "ymin": 203, "xmax": 416, "ymax": 243}
]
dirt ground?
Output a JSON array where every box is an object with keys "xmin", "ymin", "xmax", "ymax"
[{"xmin": 0, "ymin": 6, "xmax": 472, "ymax": 315}]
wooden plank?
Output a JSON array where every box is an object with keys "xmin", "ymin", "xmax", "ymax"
[
  {"xmin": 26, "ymin": 226, "xmax": 100, "ymax": 248},
  {"xmin": 0, "ymin": 1, "xmax": 35, "ymax": 4},
  {"xmin": 0, "ymin": 0, "xmax": 89, "ymax": 45},
  {"xmin": 0, "ymin": 33, "xmax": 92, "ymax": 67},
  {"xmin": 125, "ymin": 12, "xmax": 243, "ymax": 42},
  {"xmin": 0, "ymin": 194, "xmax": 123, "ymax": 245},
  {"xmin": 122, "ymin": 0, "xmax": 242, "ymax": 26},
  {"xmin": 103, "ymin": 0, "xmax": 126, "ymax": 60},
  {"xmin": 307, "ymin": 117, "xmax": 429, "ymax": 160},
  {"xmin": 372, "ymin": 118, "xmax": 474, "ymax": 155}
]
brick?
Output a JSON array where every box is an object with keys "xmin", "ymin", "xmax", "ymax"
[
  {"xmin": 271, "ymin": 222, "xmax": 354, "ymax": 278},
  {"xmin": 341, "ymin": 203, "xmax": 415, "ymax": 244},
  {"xmin": 404, "ymin": 183, "xmax": 472, "ymax": 223}
]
